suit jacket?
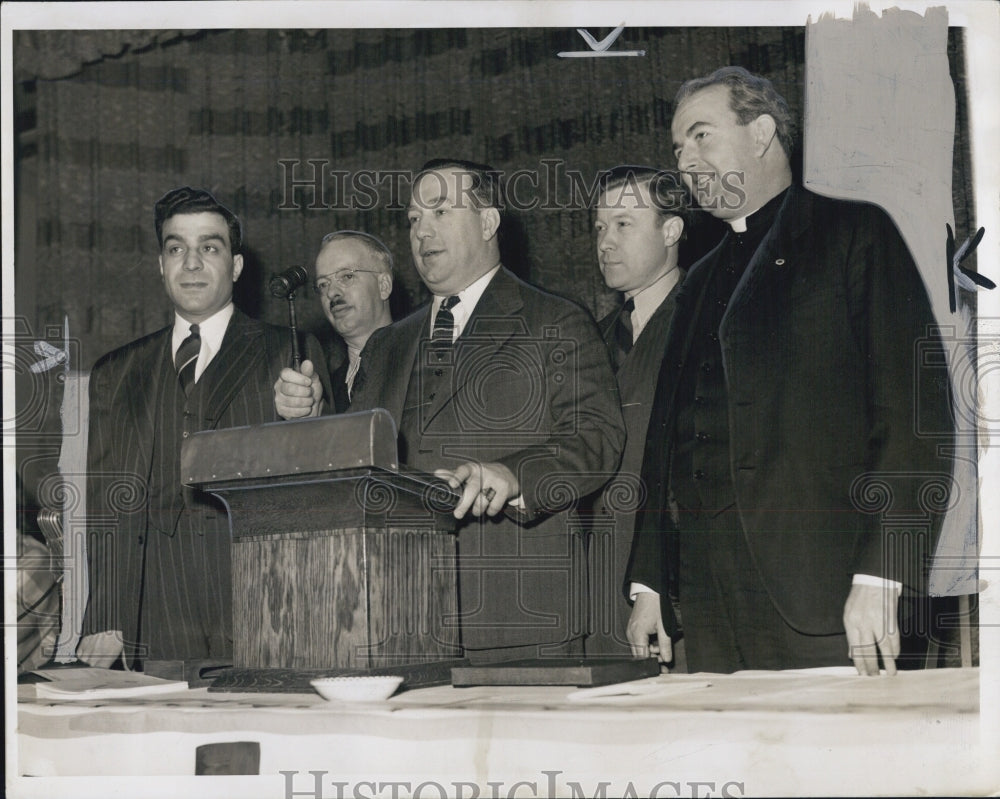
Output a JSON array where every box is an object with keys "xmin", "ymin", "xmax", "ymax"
[
  {"xmin": 83, "ymin": 308, "xmax": 329, "ymax": 663},
  {"xmin": 586, "ymin": 287, "xmax": 680, "ymax": 654},
  {"xmin": 628, "ymin": 186, "xmax": 955, "ymax": 635},
  {"xmin": 351, "ymin": 267, "xmax": 626, "ymax": 650},
  {"xmin": 330, "ymin": 358, "xmax": 351, "ymax": 413}
]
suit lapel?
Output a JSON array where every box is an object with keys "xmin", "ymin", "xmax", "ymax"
[
  {"xmin": 655, "ymin": 244, "xmax": 724, "ymax": 426},
  {"xmin": 720, "ymin": 185, "xmax": 814, "ymax": 336},
  {"xmin": 126, "ymin": 329, "xmax": 172, "ymax": 469},
  {"xmin": 198, "ymin": 310, "xmax": 265, "ymax": 426},
  {"xmin": 380, "ymin": 308, "xmax": 426, "ymax": 424},
  {"xmin": 422, "ymin": 267, "xmax": 524, "ymax": 427}
]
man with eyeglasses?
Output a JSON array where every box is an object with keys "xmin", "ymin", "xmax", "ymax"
[
  {"xmin": 275, "ymin": 230, "xmax": 394, "ymax": 416},
  {"xmin": 315, "ymin": 231, "xmax": 395, "ymax": 413}
]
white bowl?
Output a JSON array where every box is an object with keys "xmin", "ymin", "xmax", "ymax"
[{"xmin": 309, "ymin": 676, "xmax": 404, "ymax": 702}]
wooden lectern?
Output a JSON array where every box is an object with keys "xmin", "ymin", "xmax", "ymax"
[{"xmin": 181, "ymin": 410, "xmax": 462, "ymax": 678}]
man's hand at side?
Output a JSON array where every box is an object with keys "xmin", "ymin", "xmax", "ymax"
[
  {"xmin": 274, "ymin": 359, "xmax": 322, "ymax": 419},
  {"xmin": 434, "ymin": 461, "xmax": 520, "ymax": 519},
  {"xmin": 843, "ymin": 583, "xmax": 900, "ymax": 676},
  {"xmin": 627, "ymin": 591, "xmax": 672, "ymax": 664}
]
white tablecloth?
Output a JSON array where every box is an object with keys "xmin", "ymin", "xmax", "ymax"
[{"xmin": 13, "ymin": 667, "xmax": 992, "ymax": 798}]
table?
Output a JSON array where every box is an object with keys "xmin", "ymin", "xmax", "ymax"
[{"xmin": 12, "ymin": 668, "xmax": 993, "ymax": 798}]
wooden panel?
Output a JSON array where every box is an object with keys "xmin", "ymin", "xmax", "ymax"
[
  {"xmin": 365, "ymin": 531, "xmax": 461, "ymax": 667},
  {"xmin": 233, "ymin": 527, "xmax": 459, "ymax": 670}
]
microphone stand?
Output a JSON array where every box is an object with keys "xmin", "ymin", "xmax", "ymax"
[
  {"xmin": 286, "ymin": 291, "xmax": 301, "ymax": 370},
  {"xmin": 269, "ymin": 265, "xmax": 309, "ymax": 371}
]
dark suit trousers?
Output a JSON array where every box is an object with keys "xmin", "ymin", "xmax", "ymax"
[{"xmin": 677, "ymin": 504, "xmax": 850, "ymax": 673}]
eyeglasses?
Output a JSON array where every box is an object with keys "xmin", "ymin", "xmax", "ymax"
[{"xmin": 313, "ymin": 269, "xmax": 381, "ymax": 294}]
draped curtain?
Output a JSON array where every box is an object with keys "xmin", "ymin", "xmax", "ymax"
[{"xmin": 19, "ymin": 27, "xmax": 811, "ymax": 369}]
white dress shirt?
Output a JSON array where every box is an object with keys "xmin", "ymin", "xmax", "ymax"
[
  {"xmin": 428, "ymin": 264, "xmax": 501, "ymax": 341},
  {"xmin": 626, "ymin": 266, "xmax": 682, "ymax": 343},
  {"xmin": 345, "ymin": 344, "xmax": 362, "ymax": 398},
  {"xmin": 170, "ymin": 303, "xmax": 234, "ymax": 383}
]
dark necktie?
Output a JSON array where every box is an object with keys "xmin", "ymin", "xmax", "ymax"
[
  {"xmin": 175, "ymin": 323, "xmax": 201, "ymax": 396},
  {"xmin": 432, "ymin": 296, "xmax": 461, "ymax": 343},
  {"xmin": 614, "ymin": 297, "xmax": 635, "ymax": 365}
]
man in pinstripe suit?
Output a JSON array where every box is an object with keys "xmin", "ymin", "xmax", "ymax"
[{"xmin": 77, "ymin": 187, "xmax": 328, "ymax": 669}]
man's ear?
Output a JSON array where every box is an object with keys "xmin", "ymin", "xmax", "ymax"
[
  {"xmin": 480, "ymin": 207, "xmax": 501, "ymax": 241},
  {"xmin": 231, "ymin": 253, "xmax": 244, "ymax": 283},
  {"xmin": 378, "ymin": 272, "xmax": 393, "ymax": 301},
  {"xmin": 660, "ymin": 215, "xmax": 684, "ymax": 248},
  {"xmin": 751, "ymin": 114, "xmax": 779, "ymax": 157},
  {"xmin": 158, "ymin": 254, "xmax": 165, "ymax": 278}
]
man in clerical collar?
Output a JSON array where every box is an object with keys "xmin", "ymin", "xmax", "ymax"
[
  {"xmin": 78, "ymin": 186, "xmax": 329, "ymax": 669},
  {"xmin": 585, "ymin": 165, "xmax": 690, "ymax": 663},
  {"xmin": 626, "ymin": 67, "xmax": 955, "ymax": 676}
]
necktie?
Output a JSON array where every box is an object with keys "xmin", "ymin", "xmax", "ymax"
[
  {"xmin": 432, "ymin": 296, "xmax": 461, "ymax": 343},
  {"xmin": 175, "ymin": 323, "xmax": 201, "ymax": 396},
  {"xmin": 614, "ymin": 298, "xmax": 635, "ymax": 364},
  {"xmin": 345, "ymin": 355, "xmax": 361, "ymax": 399}
]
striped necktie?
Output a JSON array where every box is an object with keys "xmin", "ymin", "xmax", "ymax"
[
  {"xmin": 432, "ymin": 295, "xmax": 461, "ymax": 343},
  {"xmin": 175, "ymin": 323, "xmax": 201, "ymax": 396}
]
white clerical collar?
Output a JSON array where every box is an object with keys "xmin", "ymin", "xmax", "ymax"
[
  {"xmin": 728, "ymin": 213, "xmax": 755, "ymax": 233},
  {"xmin": 430, "ymin": 264, "xmax": 501, "ymax": 340}
]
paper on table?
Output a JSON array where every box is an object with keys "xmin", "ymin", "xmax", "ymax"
[
  {"xmin": 31, "ymin": 667, "xmax": 188, "ymax": 700},
  {"xmin": 566, "ymin": 677, "xmax": 713, "ymax": 703}
]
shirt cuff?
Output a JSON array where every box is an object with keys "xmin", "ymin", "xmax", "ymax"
[
  {"xmin": 852, "ymin": 573, "xmax": 902, "ymax": 594},
  {"xmin": 629, "ymin": 582, "xmax": 658, "ymax": 601}
]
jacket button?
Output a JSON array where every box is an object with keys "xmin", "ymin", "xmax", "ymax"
[
  {"xmin": 775, "ymin": 258, "xmax": 786, "ymax": 266},
  {"xmin": 696, "ymin": 431, "xmax": 710, "ymax": 442},
  {"xmin": 182, "ymin": 431, "xmax": 189, "ymax": 438},
  {"xmin": 693, "ymin": 470, "xmax": 705, "ymax": 480},
  {"xmin": 701, "ymin": 362, "xmax": 712, "ymax": 373},
  {"xmin": 694, "ymin": 395, "xmax": 705, "ymax": 405}
]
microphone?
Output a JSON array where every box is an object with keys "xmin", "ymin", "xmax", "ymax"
[
  {"xmin": 269, "ymin": 266, "xmax": 308, "ymax": 369},
  {"xmin": 269, "ymin": 266, "xmax": 309, "ymax": 298}
]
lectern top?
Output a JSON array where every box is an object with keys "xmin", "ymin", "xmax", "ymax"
[{"xmin": 181, "ymin": 408, "xmax": 399, "ymax": 484}]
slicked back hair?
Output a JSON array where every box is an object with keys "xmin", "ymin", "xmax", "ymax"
[
  {"xmin": 154, "ymin": 186, "xmax": 243, "ymax": 254},
  {"xmin": 415, "ymin": 158, "xmax": 506, "ymax": 215},
  {"xmin": 599, "ymin": 165, "xmax": 693, "ymax": 232},
  {"xmin": 674, "ymin": 66, "xmax": 796, "ymax": 161}
]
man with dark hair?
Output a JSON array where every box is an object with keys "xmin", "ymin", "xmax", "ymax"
[
  {"xmin": 276, "ymin": 159, "xmax": 625, "ymax": 663},
  {"xmin": 585, "ymin": 166, "xmax": 689, "ymax": 661},
  {"xmin": 626, "ymin": 67, "xmax": 955, "ymax": 675},
  {"xmin": 78, "ymin": 186, "xmax": 329, "ymax": 669}
]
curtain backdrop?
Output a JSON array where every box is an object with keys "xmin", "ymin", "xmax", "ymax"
[{"xmin": 19, "ymin": 27, "xmax": 813, "ymax": 369}]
